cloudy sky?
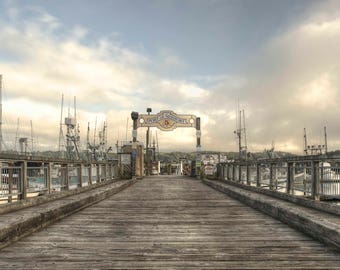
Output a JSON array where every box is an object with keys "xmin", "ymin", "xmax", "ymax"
[{"xmin": 0, "ymin": 0, "xmax": 340, "ymax": 154}]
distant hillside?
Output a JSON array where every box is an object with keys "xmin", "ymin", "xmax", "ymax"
[
  {"xmin": 325, "ymin": 150, "xmax": 340, "ymax": 158},
  {"xmin": 158, "ymin": 152, "xmax": 196, "ymax": 163},
  {"xmin": 158, "ymin": 150, "xmax": 296, "ymax": 163}
]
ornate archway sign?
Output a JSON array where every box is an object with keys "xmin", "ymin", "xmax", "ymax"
[
  {"xmin": 137, "ymin": 110, "xmax": 197, "ymax": 131},
  {"xmin": 131, "ymin": 110, "xmax": 201, "ymax": 177}
]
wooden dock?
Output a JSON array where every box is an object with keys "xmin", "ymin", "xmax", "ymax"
[{"xmin": 1, "ymin": 175, "xmax": 340, "ymax": 269}]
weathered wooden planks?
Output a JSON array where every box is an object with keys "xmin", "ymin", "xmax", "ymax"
[
  {"xmin": 203, "ymin": 178, "xmax": 340, "ymax": 249},
  {"xmin": 0, "ymin": 179, "xmax": 136, "ymax": 249},
  {"xmin": 0, "ymin": 175, "xmax": 339, "ymax": 269}
]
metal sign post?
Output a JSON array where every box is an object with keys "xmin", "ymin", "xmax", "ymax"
[
  {"xmin": 196, "ymin": 117, "xmax": 201, "ymax": 178},
  {"xmin": 131, "ymin": 112, "xmax": 139, "ymax": 178}
]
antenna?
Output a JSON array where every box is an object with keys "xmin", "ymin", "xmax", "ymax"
[
  {"xmin": 324, "ymin": 126, "xmax": 328, "ymax": 153},
  {"xmin": 87, "ymin": 122, "xmax": 90, "ymax": 149},
  {"xmin": 15, "ymin": 118, "xmax": 20, "ymax": 152},
  {"xmin": 125, "ymin": 117, "xmax": 129, "ymax": 141},
  {"xmin": 238, "ymin": 110, "xmax": 241, "ymax": 159},
  {"xmin": 234, "ymin": 104, "xmax": 247, "ymax": 160},
  {"xmin": 30, "ymin": 120, "xmax": 34, "ymax": 154},
  {"xmin": 73, "ymin": 96, "xmax": 80, "ymax": 156},
  {"xmin": 303, "ymin": 128, "xmax": 307, "ymax": 155},
  {"xmin": 235, "ymin": 99, "xmax": 239, "ymax": 136},
  {"xmin": 93, "ymin": 116, "xmax": 97, "ymax": 146},
  {"xmin": 104, "ymin": 121, "xmax": 107, "ymax": 150},
  {"xmin": 0, "ymin": 74, "xmax": 3, "ymax": 152},
  {"xmin": 242, "ymin": 109, "xmax": 247, "ymax": 158},
  {"xmin": 100, "ymin": 121, "xmax": 107, "ymax": 158},
  {"xmin": 58, "ymin": 94, "xmax": 64, "ymax": 154},
  {"xmin": 74, "ymin": 96, "xmax": 77, "ymax": 120}
]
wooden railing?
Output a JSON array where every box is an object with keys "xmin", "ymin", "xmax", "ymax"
[
  {"xmin": 0, "ymin": 158, "xmax": 119, "ymax": 204},
  {"xmin": 216, "ymin": 156, "xmax": 340, "ymax": 200}
]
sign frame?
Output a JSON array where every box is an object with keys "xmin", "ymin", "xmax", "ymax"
[{"xmin": 137, "ymin": 110, "xmax": 197, "ymax": 131}]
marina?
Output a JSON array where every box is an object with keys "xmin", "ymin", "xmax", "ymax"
[{"xmin": 1, "ymin": 1, "xmax": 340, "ymax": 267}]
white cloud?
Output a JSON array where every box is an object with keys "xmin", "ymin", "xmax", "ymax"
[
  {"xmin": 158, "ymin": 47, "xmax": 186, "ymax": 69},
  {"xmin": 198, "ymin": 2, "xmax": 340, "ymax": 154},
  {"xmin": 2, "ymin": 1, "xmax": 340, "ymax": 155},
  {"xmin": 178, "ymin": 83, "xmax": 209, "ymax": 98},
  {"xmin": 302, "ymin": 18, "xmax": 340, "ymax": 36},
  {"xmin": 0, "ymin": 5, "xmax": 212, "ymax": 151},
  {"xmin": 293, "ymin": 73, "xmax": 337, "ymax": 109}
]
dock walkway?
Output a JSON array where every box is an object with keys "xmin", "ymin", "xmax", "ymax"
[{"xmin": 1, "ymin": 175, "xmax": 340, "ymax": 269}]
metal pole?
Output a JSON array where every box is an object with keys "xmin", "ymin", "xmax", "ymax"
[
  {"xmin": 269, "ymin": 163, "xmax": 273, "ymax": 190},
  {"xmin": 246, "ymin": 164, "xmax": 250, "ymax": 185},
  {"xmin": 21, "ymin": 161, "xmax": 27, "ymax": 200},
  {"xmin": 64, "ymin": 164, "xmax": 69, "ymax": 190},
  {"xmin": 287, "ymin": 162, "xmax": 292, "ymax": 194},
  {"xmin": 47, "ymin": 163, "xmax": 52, "ymax": 194},
  {"xmin": 79, "ymin": 164, "xmax": 83, "ymax": 187},
  {"xmin": 256, "ymin": 163, "xmax": 261, "ymax": 187},
  {"xmin": 196, "ymin": 117, "xmax": 201, "ymax": 178},
  {"xmin": 88, "ymin": 164, "xmax": 92, "ymax": 185},
  {"xmin": 145, "ymin": 108, "xmax": 152, "ymax": 176},
  {"xmin": 238, "ymin": 164, "xmax": 242, "ymax": 183},
  {"xmin": 97, "ymin": 164, "xmax": 100, "ymax": 182},
  {"xmin": 312, "ymin": 161, "xmax": 320, "ymax": 200}
]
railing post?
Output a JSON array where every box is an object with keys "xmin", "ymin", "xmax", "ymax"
[
  {"xmin": 273, "ymin": 164, "xmax": 278, "ymax": 190},
  {"xmin": 287, "ymin": 162, "xmax": 292, "ymax": 194},
  {"xmin": 238, "ymin": 164, "xmax": 242, "ymax": 183},
  {"xmin": 291, "ymin": 162, "xmax": 295, "ymax": 194},
  {"xmin": 88, "ymin": 164, "xmax": 92, "ymax": 185},
  {"xmin": 226, "ymin": 164, "xmax": 229, "ymax": 180},
  {"xmin": 320, "ymin": 162, "xmax": 324, "ymax": 195},
  {"xmin": 109, "ymin": 163, "xmax": 113, "ymax": 180},
  {"xmin": 0, "ymin": 162, "xmax": 2, "ymax": 195},
  {"xmin": 8, "ymin": 167, "xmax": 13, "ymax": 203},
  {"xmin": 47, "ymin": 163, "xmax": 52, "ymax": 194},
  {"xmin": 303, "ymin": 162, "xmax": 307, "ymax": 196},
  {"xmin": 0, "ymin": 163, "xmax": 2, "ymax": 199},
  {"xmin": 64, "ymin": 164, "xmax": 69, "ymax": 190},
  {"xmin": 232, "ymin": 164, "xmax": 235, "ymax": 181},
  {"xmin": 79, "ymin": 164, "xmax": 83, "ymax": 188},
  {"xmin": 311, "ymin": 161, "xmax": 320, "ymax": 200},
  {"xmin": 256, "ymin": 163, "xmax": 261, "ymax": 187},
  {"xmin": 246, "ymin": 164, "xmax": 250, "ymax": 186},
  {"xmin": 269, "ymin": 163, "xmax": 273, "ymax": 190},
  {"xmin": 21, "ymin": 161, "xmax": 27, "ymax": 200},
  {"xmin": 97, "ymin": 164, "xmax": 100, "ymax": 182}
]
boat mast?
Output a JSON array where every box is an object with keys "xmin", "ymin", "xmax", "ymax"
[
  {"xmin": 15, "ymin": 118, "xmax": 20, "ymax": 152},
  {"xmin": 303, "ymin": 128, "xmax": 308, "ymax": 155},
  {"xmin": 30, "ymin": 120, "xmax": 34, "ymax": 153},
  {"xmin": 324, "ymin": 126, "xmax": 328, "ymax": 154},
  {"xmin": 58, "ymin": 94, "xmax": 64, "ymax": 155},
  {"xmin": 0, "ymin": 74, "xmax": 3, "ymax": 152}
]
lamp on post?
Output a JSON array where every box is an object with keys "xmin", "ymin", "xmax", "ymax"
[
  {"xmin": 146, "ymin": 108, "xmax": 152, "ymax": 175},
  {"xmin": 131, "ymin": 111, "xmax": 139, "ymax": 178}
]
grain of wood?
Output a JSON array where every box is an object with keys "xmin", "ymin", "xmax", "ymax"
[{"xmin": 0, "ymin": 175, "xmax": 339, "ymax": 269}]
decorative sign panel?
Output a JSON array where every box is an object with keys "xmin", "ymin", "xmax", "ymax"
[
  {"xmin": 120, "ymin": 153, "xmax": 131, "ymax": 165},
  {"xmin": 137, "ymin": 110, "xmax": 197, "ymax": 131},
  {"xmin": 204, "ymin": 164, "xmax": 215, "ymax": 176}
]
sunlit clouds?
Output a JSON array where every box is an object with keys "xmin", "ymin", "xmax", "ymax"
[{"xmin": 1, "ymin": 1, "xmax": 340, "ymax": 154}]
